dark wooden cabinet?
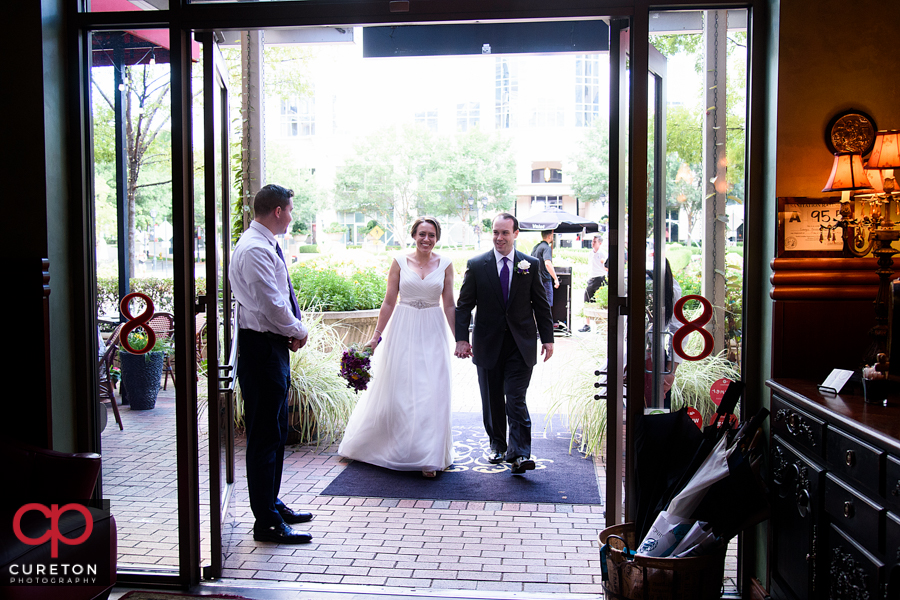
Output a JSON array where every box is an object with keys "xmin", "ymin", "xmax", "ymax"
[{"xmin": 767, "ymin": 379, "xmax": 900, "ymax": 600}]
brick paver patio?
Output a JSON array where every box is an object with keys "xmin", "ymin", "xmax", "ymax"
[{"xmin": 102, "ymin": 330, "xmax": 738, "ymax": 598}]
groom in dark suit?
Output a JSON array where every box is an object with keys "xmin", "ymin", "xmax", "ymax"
[{"xmin": 455, "ymin": 213, "xmax": 555, "ymax": 475}]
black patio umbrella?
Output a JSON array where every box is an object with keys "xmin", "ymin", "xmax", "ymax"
[{"xmin": 518, "ymin": 208, "xmax": 599, "ymax": 234}]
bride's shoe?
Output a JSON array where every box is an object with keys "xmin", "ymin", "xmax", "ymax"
[{"xmin": 422, "ymin": 470, "xmax": 437, "ymax": 478}]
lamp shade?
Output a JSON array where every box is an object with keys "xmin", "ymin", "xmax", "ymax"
[
  {"xmin": 822, "ymin": 152, "xmax": 874, "ymax": 192},
  {"xmin": 867, "ymin": 130, "xmax": 900, "ymax": 169},
  {"xmin": 865, "ymin": 165, "xmax": 889, "ymax": 193}
]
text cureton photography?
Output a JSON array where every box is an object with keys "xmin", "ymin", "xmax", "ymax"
[{"xmin": 2, "ymin": 500, "xmax": 113, "ymax": 589}]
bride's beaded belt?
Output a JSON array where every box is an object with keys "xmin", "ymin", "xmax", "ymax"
[{"xmin": 400, "ymin": 299, "xmax": 439, "ymax": 309}]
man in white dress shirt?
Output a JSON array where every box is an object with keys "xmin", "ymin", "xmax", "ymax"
[
  {"xmin": 579, "ymin": 234, "xmax": 608, "ymax": 333},
  {"xmin": 230, "ymin": 184, "xmax": 313, "ymax": 544}
]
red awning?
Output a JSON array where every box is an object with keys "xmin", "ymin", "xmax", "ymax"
[{"xmin": 90, "ymin": 0, "xmax": 201, "ymax": 65}]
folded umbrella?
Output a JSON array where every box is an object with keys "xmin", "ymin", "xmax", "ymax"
[
  {"xmin": 633, "ymin": 408, "xmax": 705, "ymax": 542},
  {"xmin": 653, "ymin": 380, "xmax": 744, "ymax": 519}
]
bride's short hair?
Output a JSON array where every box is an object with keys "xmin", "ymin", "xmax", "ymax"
[{"xmin": 411, "ymin": 216, "xmax": 441, "ymax": 241}]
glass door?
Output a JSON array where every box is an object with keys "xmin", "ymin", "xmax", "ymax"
[
  {"xmin": 604, "ymin": 17, "xmax": 629, "ymax": 526},
  {"xmin": 644, "ymin": 44, "xmax": 669, "ymax": 411},
  {"xmin": 197, "ymin": 32, "xmax": 236, "ymax": 580},
  {"xmin": 88, "ymin": 25, "xmax": 193, "ymax": 587},
  {"xmin": 605, "ymin": 21, "xmax": 669, "ymax": 525}
]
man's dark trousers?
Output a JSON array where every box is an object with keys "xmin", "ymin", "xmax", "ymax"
[
  {"xmin": 476, "ymin": 328, "xmax": 534, "ymax": 461},
  {"xmin": 237, "ymin": 328, "xmax": 291, "ymax": 529},
  {"xmin": 584, "ymin": 276, "xmax": 607, "ymax": 302}
]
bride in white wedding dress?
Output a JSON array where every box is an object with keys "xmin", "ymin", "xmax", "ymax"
[{"xmin": 338, "ymin": 217, "xmax": 456, "ymax": 477}]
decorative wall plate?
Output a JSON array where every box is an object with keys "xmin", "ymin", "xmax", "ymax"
[{"xmin": 825, "ymin": 109, "xmax": 877, "ymax": 155}]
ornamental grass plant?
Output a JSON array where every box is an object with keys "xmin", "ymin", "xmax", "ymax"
[
  {"xmin": 546, "ymin": 332, "xmax": 608, "ymax": 458},
  {"xmin": 546, "ymin": 306, "xmax": 742, "ymax": 458},
  {"xmin": 233, "ymin": 315, "xmax": 358, "ymax": 450}
]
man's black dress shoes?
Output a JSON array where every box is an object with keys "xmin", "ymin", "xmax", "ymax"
[
  {"xmin": 253, "ymin": 522, "xmax": 312, "ymax": 544},
  {"xmin": 278, "ymin": 505, "xmax": 313, "ymax": 524},
  {"xmin": 487, "ymin": 451, "xmax": 505, "ymax": 464},
  {"xmin": 510, "ymin": 457, "xmax": 536, "ymax": 474}
]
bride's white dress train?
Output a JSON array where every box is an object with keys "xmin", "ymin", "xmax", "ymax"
[{"xmin": 338, "ymin": 255, "xmax": 454, "ymax": 472}]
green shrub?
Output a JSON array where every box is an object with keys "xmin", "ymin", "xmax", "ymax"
[
  {"xmin": 592, "ymin": 285, "xmax": 609, "ymax": 308},
  {"xmin": 296, "ymin": 245, "xmax": 319, "ymax": 254},
  {"xmin": 290, "ymin": 264, "xmax": 386, "ymax": 311},
  {"xmin": 97, "ymin": 276, "xmax": 206, "ymax": 316},
  {"xmin": 665, "ymin": 244, "xmax": 692, "ymax": 274},
  {"xmin": 554, "ymin": 248, "xmax": 591, "ymax": 264},
  {"xmin": 674, "ymin": 267, "xmax": 701, "ymax": 298}
]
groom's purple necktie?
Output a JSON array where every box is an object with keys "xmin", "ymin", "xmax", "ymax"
[
  {"xmin": 276, "ymin": 242, "xmax": 301, "ymax": 319},
  {"xmin": 500, "ymin": 257, "xmax": 510, "ymax": 305}
]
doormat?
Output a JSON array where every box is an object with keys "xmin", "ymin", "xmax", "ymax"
[
  {"xmin": 119, "ymin": 592, "xmax": 251, "ymax": 600},
  {"xmin": 321, "ymin": 413, "xmax": 602, "ymax": 505}
]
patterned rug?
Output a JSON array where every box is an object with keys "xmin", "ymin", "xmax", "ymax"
[{"xmin": 321, "ymin": 413, "xmax": 602, "ymax": 505}]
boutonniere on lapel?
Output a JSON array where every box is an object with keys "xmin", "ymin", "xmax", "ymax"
[{"xmin": 514, "ymin": 259, "xmax": 531, "ymax": 275}]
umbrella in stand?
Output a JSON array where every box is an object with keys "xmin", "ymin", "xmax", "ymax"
[{"xmin": 518, "ymin": 208, "xmax": 599, "ymax": 234}]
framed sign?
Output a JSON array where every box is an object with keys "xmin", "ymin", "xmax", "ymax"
[{"xmin": 777, "ymin": 197, "xmax": 848, "ymax": 257}]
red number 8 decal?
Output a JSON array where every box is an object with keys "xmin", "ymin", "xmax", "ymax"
[
  {"xmin": 119, "ymin": 292, "xmax": 156, "ymax": 354},
  {"xmin": 672, "ymin": 294, "xmax": 714, "ymax": 361}
]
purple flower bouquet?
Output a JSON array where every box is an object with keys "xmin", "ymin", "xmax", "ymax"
[{"xmin": 340, "ymin": 344, "xmax": 374, "ymax": 393}]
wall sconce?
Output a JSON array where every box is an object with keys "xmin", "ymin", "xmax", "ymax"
[
  {"xmin": 821, "ymin": 152, "xmax": 874, "ymax": 252},
  {"xmin": 866, "ymin": 129, "xmax": 900, "ymax": 194},
  {"xmin": 821, "ymin": 135, "xmax": 900, "ymax": 370},
  {"xmin": 544, "ymin": 167, "xmax": 551, "ymax": 182}
]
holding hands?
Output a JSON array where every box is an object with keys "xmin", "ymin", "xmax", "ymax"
[{"xmin": 455, "ymin": 341, "xmax": 473, "ymax": 359}]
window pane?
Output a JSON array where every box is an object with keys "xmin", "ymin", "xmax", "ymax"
[
  {"xmin": 92, "ymin": 27, "xmax": 179, "ymax": 571},
  {"xmin": 87, "ymin": 0, "xmax": 167, "ymax": 11}
]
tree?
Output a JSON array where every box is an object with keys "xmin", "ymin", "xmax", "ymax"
[
  {"xmin": 334, "ymin": 124, "xmax": 441, "ymax": 245},
  {"xmin": 568, "ymin": 119, "xmax": 610, "ymax": 209},
  {"xmin": 665, "ymin": 104, "xmax": 703, "ymax": 246},
  {"xmin": 220, "ymin": 44, "xmax": 316, "ymax": 236},
  {"xmin": 426, "ymin": 128, "xmax": 517, "ymax": 227},
  {"xmin": 266, "ymin": 139, "xmax": 320, "ymax": 233},
  {"xmin": 725, "ymin": 32, "xmax": 747, "ymax": 207},
  {"xmin": 652, "ymin": 29, "xmax": 748, "ymax": 222},
  {"xmin": 93, "ymin": 64, "xmax": 173, "ymax": 274}
]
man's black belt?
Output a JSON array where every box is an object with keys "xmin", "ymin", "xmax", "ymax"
[{"xmin": 239, "ymin": 328, "xmax": 290, "ymax": 343}]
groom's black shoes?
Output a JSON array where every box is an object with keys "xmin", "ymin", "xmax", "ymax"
[
  {"xmin": 278, "ymin": 505, "xmax": 314, "ymax": 524},
  {"xmin": 487, "ymin": 451, "xmax": 505, "ymax": 464},
  {"xmin": 253, "ymin": 523, "xmax": 313, "ymax": 544},
  {"xmin": 510, "ymin": 456, "xmax": 536, "ymax": 474}
]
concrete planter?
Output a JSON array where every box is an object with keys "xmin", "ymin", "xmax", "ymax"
[
  {"xmin": 583, "ymin": 305, "xmax": 608, "ymax": 328},
  {"xmin": 120, "ymin": 351, "xmax": 163, "ymax": 410},
  {"xmin": 308, "ymin": 308, "xmax": 380, "ymax": 348}
]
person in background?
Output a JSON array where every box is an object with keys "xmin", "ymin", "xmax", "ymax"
[
  {"xmin": 579, "ymin": 234, "xmax": 608, "ymax": 333},
  {"xmin": 229, "ymin": 184, "xmax": 314, "ymax": 545},
  {"xmin": 530, "ymin": 230, "xmax": 559, "ymax": 307}
]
